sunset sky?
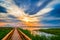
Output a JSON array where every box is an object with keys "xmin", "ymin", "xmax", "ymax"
[{"xmin": 0, "ymin": 0, "xmax": 60, "ymax": 27}]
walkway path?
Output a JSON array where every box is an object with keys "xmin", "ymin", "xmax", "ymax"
[{"xmin": 11, "ymin": 28, "xmax": 22, "ymax": 40}]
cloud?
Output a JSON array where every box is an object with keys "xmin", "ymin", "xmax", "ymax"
[
  {"xmin": 0, "ymin": 13, "xmax": 19, "ymax": 23},
  {"xmin": 30, "ymin": 8, "xmax": 53, "ymax": 17},
  {"xmin": 41, "ymin": 19, "xmax": 60, "ymax": 26},
  {"xmin": 0, "ymin": 19, "xmax": 20, "ymax": 23},
  {"xmin": 40, "ymin": 4, "xmax": 60, "ymax": 26},
  {"xmin": 0, "ymin": 6, "xmax": 7, "ymax": 13},
  {"xmin": 0, "ymin": 0, "xmax": 60, "ymax": 27},
  {"xmin": 42, "ymin": 4, "xmax": 60, "ymax": 18},
  {"xmin": 46, "ymin": 0, "xmax": 60, "ymax": 8},
  {"xmin": 8, "ymin": 15, "xmax": 17, "ymax": 18},
  {"xmin": 0, "ymin": 13, "xmax": 8, "ymax": 18},
  {"xmin": 13, "ymin": 0, "xmax": 52, "ymax": 15},
  {"xmin": 41, "ymin": 17, "xmax": 60, "ymax": 20},
  {"xmin": 30, "ymin": 0, "xmax": 52, "ymax": 14}
]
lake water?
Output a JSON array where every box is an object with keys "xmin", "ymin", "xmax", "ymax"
[{"xmin": 31, "ymin": 31, "xmax": 56, "ymax": 37}]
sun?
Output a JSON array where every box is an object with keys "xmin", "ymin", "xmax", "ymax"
[
  {"xmin": 19, "ymin": 16, "xmax": 38, "ymax": 23},
  {"xmin": 22, "ymin": 17, "xmax": 30, "ymax": 22},
  {"xmin": 18, "ymin": 15, "xmax": 40, "ymax": 26}
]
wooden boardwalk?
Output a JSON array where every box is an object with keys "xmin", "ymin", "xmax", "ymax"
[
  {"xmin": 11, "ymin": 28, "xmax": 22, "ymax": 40},
  {"xmin": 2, "ymin": 28, "xmax": 31, "ymax": 40}
]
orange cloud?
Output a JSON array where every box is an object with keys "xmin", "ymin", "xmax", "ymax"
[
  {"xmin": 0, "ymin": 22, "xmax": 6, "ymax": 27},
  {"xmin": 21, "ymin": 21, "xmax": 42, "ymax": 27}
]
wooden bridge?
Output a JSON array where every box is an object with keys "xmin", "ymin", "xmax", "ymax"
[{"xmin": 2, "ymin": 28, "xmax": 31, "ymax": 40}]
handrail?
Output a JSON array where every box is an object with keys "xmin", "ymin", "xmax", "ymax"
[
  {"xmin": 2, "ymin": 29, "xmax": 14, "ymax": 40},
  {"xmin": 17, "ymin": 29, "xmax": 31, "ymax": 40}
]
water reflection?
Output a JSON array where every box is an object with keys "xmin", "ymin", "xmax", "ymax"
[{"xmin": 31, "ymin": 31, "xmax": 56, "ymax": 37}]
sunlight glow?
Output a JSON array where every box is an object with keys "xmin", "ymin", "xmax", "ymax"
[
  {"xmin": 20, "ymin": 16, "xmax": 38, "ymax": 23},
  {"xmin": 22, "ymin": 17, "xmax": 30, "ymax": 22},
  {"xmin": 0, "ymin": 0, "xmax": 53, "ymax": 26}
]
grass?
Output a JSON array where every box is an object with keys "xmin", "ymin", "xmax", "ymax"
[
  {"xmin": 19, "ymin": 28, "xmax": 48, "ymax": 40},
  {"xmin": 0, "ymin": 27, "xmax": 13, "ymax": 39},
  {"xmin": 19, "ymin": 28, "xmax": 60, "ymax": 40},
  {"xmin": 39, "ymin": 28, "xmax": 60, "ymax": 35}
]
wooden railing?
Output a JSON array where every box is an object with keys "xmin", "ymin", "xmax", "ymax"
[
  {"xmin": 2, "ymin": 29, "xmax": 14, "ymax": 40},
  {"xmin": 2, "ymin": 28, "xmax": 31, "ymax": 40},
  {"xmin": 17, "ymin": 29, "xmax": 31, "ymax": 40}
]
